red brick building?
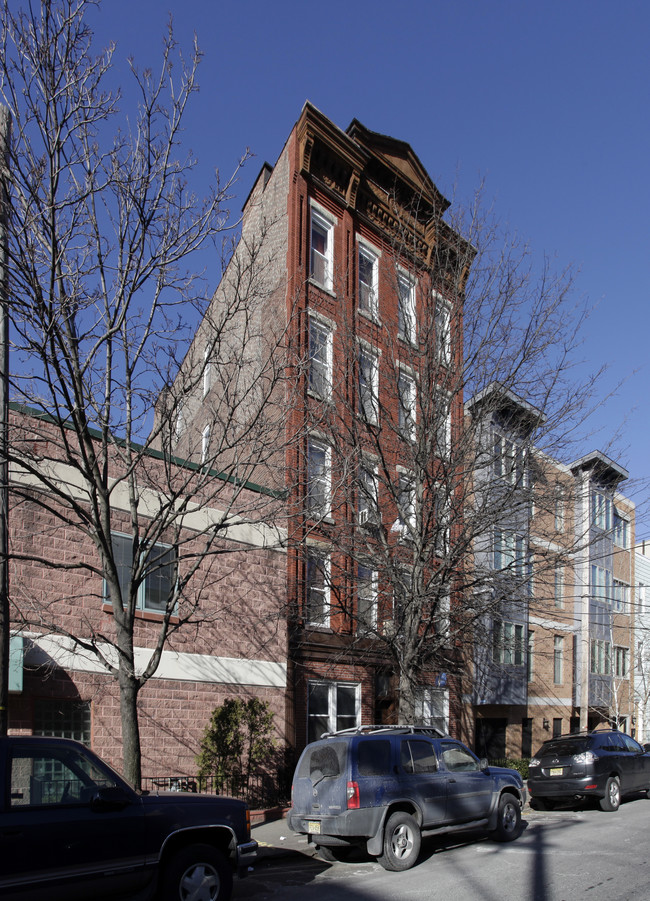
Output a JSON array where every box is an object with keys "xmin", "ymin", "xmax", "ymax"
[{"xmin": 175, "ymin": 103, "xmax": 471, "ymax": 756}]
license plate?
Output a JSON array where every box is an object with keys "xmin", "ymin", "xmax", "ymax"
[
  {"xmin": 308, "ymin": 821, "xmax": 321, "ymax": 834},
  {"xmin": 549, "ymin": 767, "xmax": 563, "ymax": 776}
]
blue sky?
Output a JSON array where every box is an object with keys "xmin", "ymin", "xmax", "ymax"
[{"xmin": 93, "ymin": 0, "xmax": 649, "ymax": 529}]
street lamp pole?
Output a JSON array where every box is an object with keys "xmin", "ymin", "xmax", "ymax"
[{"xmin": 0, "ymin": 105, "xmax": 11, "ymax": 735}]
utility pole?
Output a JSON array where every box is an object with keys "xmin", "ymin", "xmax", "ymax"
[{"xmin": 0, "ymin": 105, "xmax": 11, "ymax": 735}]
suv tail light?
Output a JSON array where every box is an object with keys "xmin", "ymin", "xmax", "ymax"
[
  {"xmin": 572, "ymin": 751, "xmax": 596, "ymax": 764},
  {"xmin": 346, "ymin": 781, "xmax": 360, "ymax": 809}
]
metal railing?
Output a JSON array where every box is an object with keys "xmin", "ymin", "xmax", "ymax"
[{"xmin": 142, "ymin": 770, "xmax": 291, "ymax": 808}]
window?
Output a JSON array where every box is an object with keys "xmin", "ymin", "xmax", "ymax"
[
  {"xmin": 494, "ymin": 530, "xmax": 531, "ymax": 587},
  {"xmin": 591, "ymin": 638, "xmax": 611, "ymax": 675},
  {"xmin": 591, "ymin": 564, "xmax": 613, "ymax": 603},
  {"xmin": 34, "ymin": 699, "xmax": 91, "ymax": 744},
  {"xmin": 358, "ymin": 343, "xmax": 379, "ymax": 423},
  {"xmin": 527, "ymin": 630, "xmax": 534, "ymax": 682},
  {"xmin": 613, "ymin": 509, "xmax": 628, "ymax": 548},
  {"xmin": 398, "ymin": 368, "xmax": 416, "ymax": 441},
  {"xmin": 401, "ymin": 739, "xmax": 438, "ymax": 774},
  {"xmin": 106, "ymin": 533, "xmax": 176, "ymax": 614},
  {"xmin": 397, "ymin": 472, "xmax": 416, "ymax": 533},
  {"xmin": 414, "ymin": 688, "xmax": 448, "ymax": 734},
  {"xmin": 310, "ymin": 206, "xmax": 335, "ymax": 290},
  {"xmin": 554, "ymin": 635, "xmax": 564, "ymax": 684},
  {"xmin": 592, "ymin": 490, "xmax": 612, "ymax": 531},
  {"xmin": 552, "ymin": 718, "xmax": 563, "ymax": 738},
  {"xmin": 613, "ymin": 579, "xmax": 629, "ymax": 613},
  {"xmin": 9, "ymin": 743, "xmax": 117, "ymax": 809},
  {"xmin": 440, "ymin": 740, "xmax": 479, "ymax": 773},
  {"xmin": 357, "ymin": 565, "xmax": 377, "ymax": 635},
  {"xmin": 201, "ymin": 424, "xmax": 210, "ymax": 463},
  {"xmin": 305, "ymin": 551, "xmax": 330, "ymax": 626},
  {"xmin": 434, "ymin": 297, "xmax": 450, "ymax": 365},
  {"xmin": 614, "ymin": 646, "xmax": 629, "ymax": 678},
  {"xmin": 174, "ymin": 405, "xmax": 185, "ymax": 444},
  {"xmin": 203, "ymin": 345, "xmax": 212, "ymax": 397},
  {"xmin": 308, "ymin": 314, "xmax": 333, "ymax": 400},
  {"xmin": 554, "ymin": 486, "xmax": 565, "ymax": 532},
  {"xmin": 398, "ymin": 272, "xmax": 416, "ymax": 343},
  {"xmin": 307, "ymin": 681, "xmax": 359, "ymax": 743},
  {"xmin": 393, "ymin": 568, "xmax": 412, "ymax": 624},
  {"xmin": 307, "ymin": 436, "xmax": 330, "ymax": 518},
  {"xmin": 433, "ymin": 388, "xmax": 451, "ymax": 458},
  {"xmin": 554, "ymin": 564, "xmax": 564, "ymax": 609},
  {"xmin": 358, "ymin": 241, "xmax": 379, "ymax": 318},
  {"xmin": 434, "ymin": 483, "xmax": 450, "ymax": 556},
  {"xmin": 494, "ymin": 433, "xmax": 528, "ymax": 486},
  {"xmin": 358, "ymin": 463, "xmax": 378, "ymax": 526},
  {"xmin": 493, "ymin": 620, "xmax": 524, "ymax": 666}
]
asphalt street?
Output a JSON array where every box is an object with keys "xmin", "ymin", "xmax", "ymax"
[{"xmin": 240, "ymin": 796, "xmax": 650, "ymax": 901}]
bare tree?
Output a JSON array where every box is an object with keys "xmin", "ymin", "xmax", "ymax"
[
  {"xmin": 299, "ymin": 185, "xmax": 611, "ymax": 727},
  {"xmin": 1, "ymin": 0, "xmax": 292, "ymax": 785}
]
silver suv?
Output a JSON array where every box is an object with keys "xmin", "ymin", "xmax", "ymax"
[{"xmin": 289, "ymin": 725, "xmax": 526, "ymax": 871}]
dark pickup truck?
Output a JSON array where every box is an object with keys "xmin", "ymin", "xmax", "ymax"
[{"xmin": 0, "ymin": 735, "xmax": 256, "ymax": 901}]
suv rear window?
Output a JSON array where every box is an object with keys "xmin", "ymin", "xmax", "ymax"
[
  {"xmin": 298, "ymin": 742, "xmax": 346, "ymax": 779},
  {"xmin": 357, "ymin": 740, "xmax": 391, "ymax": 776},
  {"xmin": 539, "ymin": 738, "xmax": 590, "ymax": 756}
]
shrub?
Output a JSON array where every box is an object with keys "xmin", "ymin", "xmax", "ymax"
[{"xmin": 196, "ymin": 698, "xmax": 275, "ymax": 791}]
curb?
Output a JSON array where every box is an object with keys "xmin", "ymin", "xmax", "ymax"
[{"xmin": 250, "ymin": 805, "xmax": 291, "ymax": 827}]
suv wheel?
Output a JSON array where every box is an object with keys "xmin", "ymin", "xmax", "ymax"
[
  {"xmin": 161, "ymin": 843, "xmax": 232, "ymax": 901},
  {"xmin": 491, "ymin": 794, "xmax": 521, "ymax": 841},
  {"xmin": 599, "ymin": 777, "xmax": 621, "ymax": 812},
  {"xmin": 378, "ymin": 812, "xmax": 421, "ymax": 871}
]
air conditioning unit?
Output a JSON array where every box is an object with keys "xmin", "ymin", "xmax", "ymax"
[
  {"xmin": 358, "ymin": 508, "xmax": 370, "ymax": 525},
  {"xmin": 383, "ymin": 619, "xmax": 396, "ymax": 637}
]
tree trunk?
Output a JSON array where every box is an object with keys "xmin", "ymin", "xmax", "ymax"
[
  {"xmin": 398, "ymin": 667, "xmax": 417, "ymax": 724},
  {"xmin": 118, "ymin": 669, "xmax": 142, "ymax": 789}
]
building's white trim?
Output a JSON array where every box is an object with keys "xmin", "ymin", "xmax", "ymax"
[
  {"xmin": 528, "ymin": 615, "xmax": 575, "ymax": 633},
  {"xmin": 22, "ymin": 633, "xmax": 287, "ymax": 688},
  {"xmin": 526, "ymin": 697, "xmax": 573, "ymax": 707},
  {"xmin": 10, "ymin": 461, "xmax": 287, "ymax": 551}
]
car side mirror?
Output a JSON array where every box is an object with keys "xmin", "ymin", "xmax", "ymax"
[
  {"xmin": 644, "ymin": 744, "xmax": 650, "ymax": 753},
  {"xmin": 90, "ymin": 786, "xmax": 132, "ymax": 812},
  {"xmin": 480, "ymin": 758, "xmax": 490, "ymax": 772}
]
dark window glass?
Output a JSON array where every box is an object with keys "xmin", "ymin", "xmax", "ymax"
[
  {"xmin": 401, "ymin": 740, "xmax": 438, "ymax": 774},
  {"xmin": 357, "ymin": 740, "xmax": 392, "ymax": 776}
]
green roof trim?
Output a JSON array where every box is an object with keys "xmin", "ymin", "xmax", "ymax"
[{"xmin": 9, "ymin": 402, "xmax": 285, "ymax": 500}]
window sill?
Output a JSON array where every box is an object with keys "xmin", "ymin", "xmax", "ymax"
[
  {"xmin": 357, "ymin": 308, "xmax": 381, "ymax": 327},
  {"xmin": 102, "ymin": 604, "xmax": 179, "ymax": 624},
  {"xmin": 308, "ymin": 277, "xmax": 337, "ymax": 298},
  {"xmin": 307, "ymin": 389, "xmax": 334, "ymax": 404}
]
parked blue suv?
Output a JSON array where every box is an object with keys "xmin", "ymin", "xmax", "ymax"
[{"xmin": 289, "ymin": 725, "xmax": 526, "ymax": 871}]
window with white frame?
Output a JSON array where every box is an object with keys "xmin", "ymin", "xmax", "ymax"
[
  {"xmin": 554, "ymin": 635, "xmax": 564, "ymax": 684},
  {"xmin": 613, "ymin": 508, "xmax": 628, "ymax": 548},
  {"xmin": 414, "ymin": 687, "xmax": 448, "ymax": 734},
  {"xmin": 357, "ymin": 564, "xmax": 378, "ymax": 635},
  {"xmin": 358, "ymin": 343, "xmax": 379, "ymax": 423},
  {"xmin": 105, "ymin": 533, "xmax": 176, "ymax": 614},
  {"xmin": 398, "ymin": 368, "xmax": 416, "ymax": 441},
  {"xmin": 358, "ymin": 463, "xmax": 378, "ymax": 526},
  {"xmin": 203, "ymin": 345, "xmax": 212, "ymax": 397},
  {"xmin": 613, "ymin": 579, "xmax": 629, "ymax": 613},
  {"xmin": 614, "ymin": 645, "xmax": 629, "ymax": 678},
  {"xmin": 393, "ymin": 568, "xmax": 412, "ymax": 624},
  {"xmin": 591, "ymin": 638, "xmax": 611, "ymax": 674},
  {"xmin": 492, "ymin": 620, "xmax": 525, "ymax": 666},
  {"xmin": 592, "ymin": 490, "xmax": 612, "ymax": 531},
  {"xmin": 591, "ymin": 564, "xmax": 613, "ymax": 603},
  {"xmin": 201, "ymin": 424, "xmax": 210, "ymax": 463},
  {"xmin": 307, "ymin": 436, "xmax": 331, "ymax": 519},
  {"xmin": 494, "ymin": 530, "xmax": 531, "ymax": 587},
  {"xmin": 308, "ymin": 313, "xmax": 333, "ymax": 400},
  {"xmin": 434, "ymin": 482, "xmax": 450, "ymax": 556},
  {"xmin": 397, "ymin": 471, "xmax": 416, "ymax": 532},
  {"xmin": 554, "ymin": 564, "xmax": 564, "ymax": 609},
  {"xmin": 554, "ymin": 486, "xmax": 565, "ymax": 532},
  {"xmin": 433, "ymin": 388, "xmax": 451, "ymax": 458},
  {"xmin": 358, "ymin": 240, "xmax": 379, "ymax": 318},
  {"xmin": 174, "ymin": 405, "xmax": 185, "ymax": 444},
  {"xmin": 305, "ymin": 551, "xmax": 330, "ymax": 626},
  {"xmin": 434, "ymin": 297, "xmax": 451, "ymax": 366},
  {"xmin": 527, "ymin": 630, "xmax": 534, "ymax": 682},
  {"xmin": 307, "ymin": 680, "xmax": 360, "ymax": 743},
  {"xmin": 310, "ymin": 205, "xmax": 335, "ymax": 290},
  {"xmin": 398, "ymin": 271, "xmax": 416, "ymax": 343},
  {"xmin": 494, "ymin": 433, "xmax": 528, "ymax": 486}
]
